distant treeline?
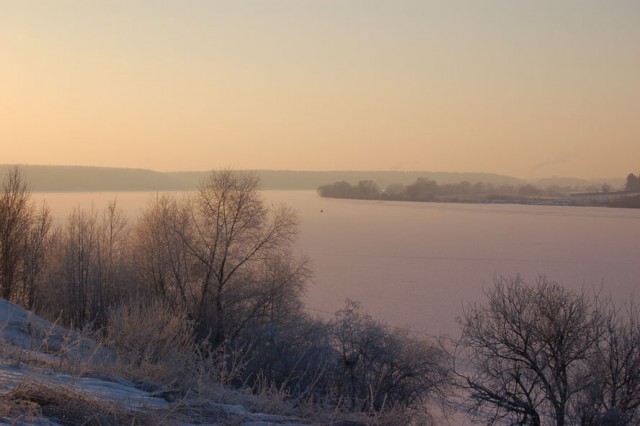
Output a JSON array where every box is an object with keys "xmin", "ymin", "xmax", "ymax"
[
  {"xmin": 0, "ymin": 165, "xmax": 190, "ymax": 192},
  {"xmin": 602, "ymin": 172, "xmax": 640, "ymax": 208},
  {"xmin": 0, "ymin": 164, "xmax": 627, "ymax": 193},
  {"xmin": 626, "ymin": 172, "xmax": 640, "ymax": 192},
  {"xmin": 317, "ymin": 177, "xmax": 603, "ymax": 203},
  {"xmin": 0, "ymin": 164, "xmax": 527, "ymax": 191}
]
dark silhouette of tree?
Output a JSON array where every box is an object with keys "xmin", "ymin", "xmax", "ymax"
[
  {"xmin": 355, "ymin": 180, "xmax": 381, "ymax": 199},
  {"xmin": 454, "ymin": 276, "xmax": 640, "ymax": 425},
  {"xmin": 135, "ymin": 170, "xmax": 307, "ymax": 347},
  {"xmin": 383, "ymin": 182, "xmax": 406, "ymax": 200},
  {"xmin": 317, "ymin": 181, "xmax": 354, "ymax": 198},
  {"xmin": 20, "ymin": 203, "xmax": 52, "ymax": 309},
  {"xmin": 318, "ymin": 177, "xmax": 562, "ymax": 203},
  {"xmin": 57, "ymin": 207, "xmax": 99, "ymax": 326},
  {"xmin": 518, "ymin": 184, "xmax": 543, "ymax": 197},
  {"xmin": 330, "ymin": 300, "xmax": 450, "ymax": 415},
  {"xmin": 626, "ymin": 173, "xmax": 640, "ymax": 192},
  {"xmin": 317, "ymin": 180, "xmax": 381, "ymax": 200},
  {"xmin": 0, "ymin": 167, "xmax": 31, "ymax": 300},
  {"xmin": 46, "ymin": 201, "xmax": 133, "ymax": 327},
  {"xmin": 456, "ymin": 276, "xmax": 604, "ymax": 426},
  {"xmin": 132, "ymin": 193, "xmax": 192, "ymax": 309},
  {"xmin": 406, "ymin": 178, "xmax": 438, "ymax": 201},
  {"xmin": 577, "ymin": 303, "xmax": 640, "ymax": 425},
  {"xmin": 0, "ymin": 167, "xmax": 52, "ymax": 306}
]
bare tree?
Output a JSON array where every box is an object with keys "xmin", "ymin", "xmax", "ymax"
[
  {"xmin": 132, "ymin": 193, "xmax": 192, "ymax": 308},
  {"xmin": 56, "ymin": 207, "xmax": 99, "ymax": 326},
  {"xmin": 577, "ymin": 303, "xmax": 640, "ymax": 425},
  {"xmin": 0, "ymin": 167, "xmax": 32, "ymax": 300},
  {"xmin": 330, "ymin": 300, "xmax": 450, "ymax": 416},
  {"xmin": 188, "ymin": 170, "xmax": 301, "ymax": 346},
  {"xmin": 455, "ymin": 276, "xmax": 606, "ymax": 426},
  {"xmin": 134, "ymin": 170, "xmax": 307, "ymax": 347},
  {"xmin": 19, "ymin": 203, "xmax": 53, "ymax": 309},
  {"xmin": 92, "ymin": 200, "xmax": 130, "ymax": 327},
  {"xmin": 46, "ymin": 202, "xmax": 134, "ymax": 328},
  {"xmin": 224, "ymin": 249, "xmax": 310, "ymax": 343},
  {"xmin": 0, "ymin": 167, "xmax": 53, "ymax": 307}
]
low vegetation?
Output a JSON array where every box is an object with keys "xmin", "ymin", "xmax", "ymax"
[
  {"xmin": 0, "ymin": 382, "xmax": 156, "ymax": 426},
  {"xmin": 2, "ymin": 166, "xmax": 639, "ymax": 424},
  {"xmin": 0, "ymin": 166, "xmax": 450, "ymax": 424}
]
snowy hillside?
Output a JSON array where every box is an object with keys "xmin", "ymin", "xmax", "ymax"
[{"xmin": 0, "ymin": 299, "xmax": 315, "ymax": 425}]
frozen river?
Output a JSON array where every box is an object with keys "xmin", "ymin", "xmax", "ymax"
[{"xmin": 35, "ymin": 190, "xmax": 640, "ymax": 338}]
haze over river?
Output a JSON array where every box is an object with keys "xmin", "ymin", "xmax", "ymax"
[{"xmin": 36, "ymin": 190, "xmax": 640, "ymax": 338}]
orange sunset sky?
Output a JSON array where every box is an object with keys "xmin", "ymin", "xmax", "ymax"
[{"xmin": 2, "ymin": 1, "xmax": 639, "ymax": 179}]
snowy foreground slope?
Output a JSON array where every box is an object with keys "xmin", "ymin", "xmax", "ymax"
[{"xmin": 0, "ymin": 299, "xmax": 314, "ymax": 426}]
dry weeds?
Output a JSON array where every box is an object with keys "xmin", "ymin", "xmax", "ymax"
[{"xmin": 0, "ymin": 381, "xmax": 161, "ymax": 426}]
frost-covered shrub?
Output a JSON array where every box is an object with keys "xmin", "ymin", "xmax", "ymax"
[{"xmin": 104, "ymin": 299, "xmax": 198, "ymax": 387}]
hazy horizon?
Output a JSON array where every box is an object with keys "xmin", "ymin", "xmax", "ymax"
[
  {"xmin": 0, "ymin": 163, "xmax": 627, "ymax": 183},
  {"xmin": 3, "ymin": 1, "xmax": 639, "ymax": 179}
]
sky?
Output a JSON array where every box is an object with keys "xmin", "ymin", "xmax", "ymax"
[{"xmin": 1, "ymin": 1, "xmax": 639, "ymax": 179}]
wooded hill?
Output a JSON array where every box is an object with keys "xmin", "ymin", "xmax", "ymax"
[
  {"xmin": 1, "ymin": 164, "xmax": 525, "ymax": 191},
  {"xmin": 2, "ymin": 164, "xmax": 622, "ymax": 192}
]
